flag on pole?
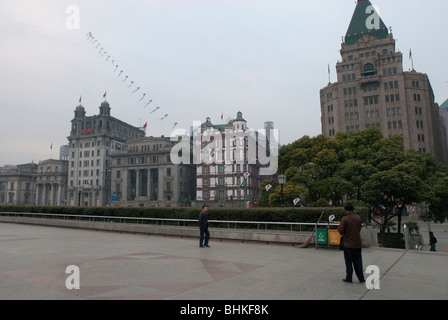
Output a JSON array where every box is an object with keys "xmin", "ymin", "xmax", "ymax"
[
  {"xmin": 79, "ymin": 95, "xmax": 82, "ymax": 103},
  {"xmin": 103, "ymin": 91, "xmax": 107, "ymax": 99},
  {"xmin": 50, "ymin": 142, "xmax": 53, "ymax": 150}
]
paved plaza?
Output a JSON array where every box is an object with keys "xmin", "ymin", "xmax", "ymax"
[{"xmin": 0, "ymin": 222, "xmax": 447, "ymax": 302}]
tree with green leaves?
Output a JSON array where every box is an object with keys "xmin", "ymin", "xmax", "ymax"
[{"xmin": 266, "ymin": 127, "xmax": 448, "ymax": 231}]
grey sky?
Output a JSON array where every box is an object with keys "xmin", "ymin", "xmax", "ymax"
[{"xmin": 1, "ymin": 0, "xmax": 447, "ymax": 166}]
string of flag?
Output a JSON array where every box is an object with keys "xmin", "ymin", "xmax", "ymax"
[{"xmin": 85, "ymin": 32, "xmax": 179, "ymax": 132}]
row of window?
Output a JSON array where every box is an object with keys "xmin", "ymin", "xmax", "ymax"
[
  {"xmin": 346, "ymin": 49, "xmax": 390, "ymax": 61},
  {"xmin": 69, "ymin": 179, "xmax": 100, "ymax": 187},
  {"xmin": 70, "ymin": 159, "xmax": 105, "ymax": 168},
  {"xmin": 387, "ymin": 107, "xmax": 402, "ymax": 116},
  {"xmin": 387, "ymin": 121, "xmax": 403, "ymax": 129},
  {"xmin": 343, "ymin": 81, "xmax": 400, "ymax": 97},
  {"xmin": 200, "ymin": 189, "xmax": 248, "ymax": 201},
  {"xmin": 343, "ymin": 94, "xmax": 400, "ymax": 108},
  {"xmin": 71, "ymin": 141, "xmax": 109, "ymax": 149},
  {"xmin": 345, "ymin": 111, "xmax": 380, "ymax": 120},
  {"xmin": 202, "ymin": 176, "xmax": 247, "ymax": 187},
  {"xmin": 128, "ymin": 143, "xmax": 164, "ymax": 153},
  {"xmin": 330, "ymin": 120, "xmax": 426, "ymax": 136},
  {"xmin": 341, "ymin": 67, "xmax": 399, "ymax": 82},
  {"xmin": 71, "ymin": 169, "xmax": 102, "ymax": 178},
  {"xmin": 74, "ymin": 150, "xmax": 102, "ymax": 158},
  {"xmin": 331, "ymin": 95, "xmax": 422, "ymax": 114},
  {"xmin": 345, "ymin": 123, "xmax": 383, "ymax": 132},
  {"xmin": 201, "ymin": 164, "xmax": 251, "ymax": 174},
  {"xmin": 329, "ymin": 122, "xmax": 423, "ymax": 137}
]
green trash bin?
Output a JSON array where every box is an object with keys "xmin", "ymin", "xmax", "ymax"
[{"xmin": 316, "ymin": 228, "xmax": 328, "ymax": 245}]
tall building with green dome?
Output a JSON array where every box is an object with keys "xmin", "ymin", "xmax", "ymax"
[{"xmin": 320, "ymin": 0, "xmax": 448, "ymax": 165}]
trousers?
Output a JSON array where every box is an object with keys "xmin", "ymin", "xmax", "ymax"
[
  {"xmin": 343, "ymin": 247, "xmax": 365, "ymax": 282},
  {"xmin": 199, "ymin": 226, "xmax": 210, "ymax": 247}
]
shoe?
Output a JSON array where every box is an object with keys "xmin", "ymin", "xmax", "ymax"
[
  {"xmin": 342, "ymin": 279, "xmax": 352, "ymax": 283},
  {"xmin": 199, "ymin": 245, "xmax": 204, "ymax": 248},
  {"xmin": 204, "ymin": 245, "xmax": 210, "ymax": 247}
]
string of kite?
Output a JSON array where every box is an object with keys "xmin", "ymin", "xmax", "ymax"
[{"xmin": 85, "ymin": 32, "xmax": 179, "ymax": 132}]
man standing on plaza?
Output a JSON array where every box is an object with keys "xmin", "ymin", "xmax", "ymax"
[
  {"xmin": 199, "ymin": 205, "xmax": 210, "ymax": 248},
  {"xmin": 338, "ymin": 203, "xmax": 365, "ymax": 283}
]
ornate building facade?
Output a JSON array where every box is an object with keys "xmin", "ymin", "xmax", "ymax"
[
  {"xmin": 194, "ymin": 112, "xmax": 272, "ymax": 208},
  {"xmin": 0, "ymin": 163, "xmax": 37, "ymax": 205},
  {"xmin": 320, "ymin": 0, "xmax": 448, "ymax": 164},
  {"xmin": 109, "ymin": 136, "xmax": 196, "ymax": 207},
  {"xmin": 67, "ymin": 100, "xmax": 145, "ymax": 206},
  {"xmin": 35, "ymin": 159, "xmax": 68, "ymax": 206}
]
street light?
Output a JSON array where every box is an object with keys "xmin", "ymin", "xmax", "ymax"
[{"xmin": 278, "ymin": 174, "xmax": 286, "ymax": 207}]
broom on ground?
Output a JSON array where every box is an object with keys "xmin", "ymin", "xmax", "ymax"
[{"xmin": 295, "ymin": 210, "xmax": 325, "ymax": 249}]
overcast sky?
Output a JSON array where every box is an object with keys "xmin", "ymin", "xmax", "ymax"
[{"xmin": 1, "ymin": 0, "xmax": 447, "ymax": 166}]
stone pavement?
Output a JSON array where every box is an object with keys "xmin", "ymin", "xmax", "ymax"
[{"xmin": 0, "ymin": 222, "xmax": 447, "ymax": 302}]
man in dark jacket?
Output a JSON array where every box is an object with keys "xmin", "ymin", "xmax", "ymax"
[
  {"xmin": 429, "ymin": 232, "xmax": 437, "ymax": 252},
  {"xmin": 338, "ymin": 203, "xmax": 365, "ymax": 283},
  {"xmin": 199, "ymin": 205, "xmax": 210, "ymax": 248}
]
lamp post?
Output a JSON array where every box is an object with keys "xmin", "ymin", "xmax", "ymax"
[{"xmin": 278, "ymin": 174, "xmax": 286, "ymax": 207}]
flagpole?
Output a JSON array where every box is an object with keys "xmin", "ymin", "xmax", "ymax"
[{"xmin": 410, "ymin": 49, "xmax": 414, "ymax": 71}]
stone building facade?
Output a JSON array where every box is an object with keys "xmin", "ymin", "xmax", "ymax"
[
  {"xmin": 440, "ymin": 99, "xmax": 448, "ymax": 153},
  {"xmin": 194, "ymin": 112, "xmax": 268, "ymax": 208},
  {"xmin": 67, "ymin": 100, "xmax": 145, "ymax": 206},
  {"xmin": 109, "ymin": 136, "xmax": 196, "ymax": 207},
  {"xmin": 35, "ymin": 159, "xmax": 68, "ymax": 206},
  {"xmin": 0, "ymin": 163, "xmax": 37, "ymax": 205}
]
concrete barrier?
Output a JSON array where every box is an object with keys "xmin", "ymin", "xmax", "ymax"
[
  {"xmin": 0, "ymin": 216, "xmax": 313, "ymax": 245},
  {"xmin": 0, "ymin": 216, "xmax": 377, "ymax": 247}
]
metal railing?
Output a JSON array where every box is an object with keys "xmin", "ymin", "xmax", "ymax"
[{"xmin": 0, "ymin": 212, "xmax": 340, "ymax": 233}]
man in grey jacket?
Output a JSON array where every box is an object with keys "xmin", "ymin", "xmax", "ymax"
[{"xmin": 199, "ymin": 205, "xmax": 210, "ymax": 248}]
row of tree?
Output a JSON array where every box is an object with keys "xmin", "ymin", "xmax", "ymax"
[{"xmin": 259, "ymin": 127, "xmax": 448, "ymax": 233}]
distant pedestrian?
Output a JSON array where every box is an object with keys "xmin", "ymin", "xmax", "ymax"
[
  {"xmin": 429, "ymin": 232, "xmax": 437, "ymax": 252},
  {"xmin": 199, "ymin": 205, "xmax": 210, "ymax": 248},
  {"xmin": 338, "ymin": 203, "xmax": 366, "ymax": 283}
]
